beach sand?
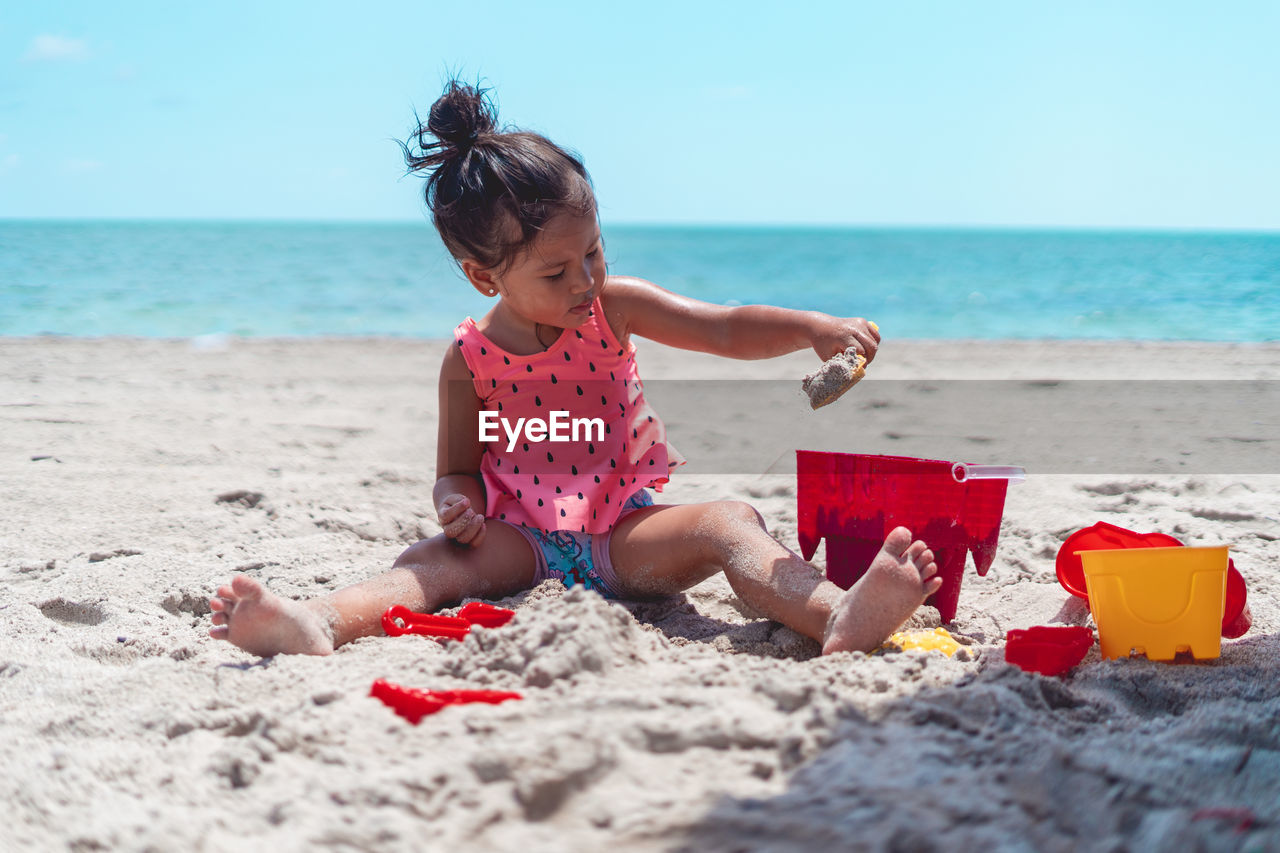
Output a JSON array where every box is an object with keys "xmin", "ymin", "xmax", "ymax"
[{"xmin": 2, "ymin": 336, "xmax": 1278, "ymax": 851}]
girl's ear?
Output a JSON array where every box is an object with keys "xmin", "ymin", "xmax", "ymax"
[{"xmin": 460, "ymin": 260, "xmax": 500, "ymax": 297}]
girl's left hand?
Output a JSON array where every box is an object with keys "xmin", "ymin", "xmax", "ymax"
[{"xmin": 810, "ymin": 317, "xmax": 880, "ymax": 364}]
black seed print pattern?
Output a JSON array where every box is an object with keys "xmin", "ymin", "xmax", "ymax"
[{"xmin": 460, "ymin": 309, "xmax": 674, "ymax": 533}]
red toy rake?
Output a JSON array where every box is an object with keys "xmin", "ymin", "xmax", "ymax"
[{"xmin": 381, "ymin": 601, "xmax": 515, "ymax": 640}]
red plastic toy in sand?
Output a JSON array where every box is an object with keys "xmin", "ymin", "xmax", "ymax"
[
  {"xmin": 797, "ymin": 451, "xmax": 1016, "ymax": 622},
  {"xmin": 1005, "ymin": 626, "xmax": 1095, "ymax": 676},
  {"xmin": 381, "ymin": 601, "xmax": 515, "ymax": 640},
  {"xmin": 370, "ymin": 679, "xmax": 522, "ymax": 724},
  {"xmin": 1055, "ymin": 522, "xmax": 1250, "ymax": 638}
]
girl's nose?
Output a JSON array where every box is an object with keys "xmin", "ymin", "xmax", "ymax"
[{"xmin": 572, "ymin": 260, "xmax": 595, "ymax": 292}]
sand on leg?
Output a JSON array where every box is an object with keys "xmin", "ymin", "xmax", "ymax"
[
  {"xmin": 607, "ymin": 501, "xmax": 938, "ymax": 654},
  {"xmin": 208, "ymin": 523, "xmax": 537, "ymax": 657}
]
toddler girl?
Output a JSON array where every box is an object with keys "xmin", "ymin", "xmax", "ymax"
[{"xmin": 208, "ymin": 81, "xmax": 940, "ymax": 657}]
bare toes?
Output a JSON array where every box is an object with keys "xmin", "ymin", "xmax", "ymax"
[
  {"xmin": 209, "ymin": 626, "xmax": 228, "ymax": 640},
  {"xmin": 920, "ymin": 561, "xmax": 938, "ymax": 580},
  {"xmin": 230, "ymin": 574, "xmax": 263, "ymax": 599},
  {"xmin": 905, "ymin": 540, "xmax": 928, "ymax": 562},
  {"xmin": 885, "ymin": 527, "xmax": 913, "ymax": 555},
  {"xmin": 916, "ymin": 548, "xmax": 935, "ymax": 568}
]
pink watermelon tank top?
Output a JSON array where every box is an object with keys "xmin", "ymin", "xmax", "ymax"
[{"xmin": 454, "ymin": 298, "xmax": 683, "ymax": 533}]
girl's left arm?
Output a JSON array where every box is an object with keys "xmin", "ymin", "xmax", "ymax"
[{"xmin": 603, "ymin": 275, "xmax": 880, "ymax": 363}]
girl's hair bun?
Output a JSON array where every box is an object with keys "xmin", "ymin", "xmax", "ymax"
[
  {"xmin": 403, "ymin": 77, "xmax": 595, "ymax": 273},
  {"xmin": 426, "ymin": 80, "xmax": 496, "ymax": 154}
]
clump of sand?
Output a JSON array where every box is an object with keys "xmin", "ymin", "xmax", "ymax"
[{"xmin": 802, "ymin": 348, "xmax": 867, "ymax": 409}]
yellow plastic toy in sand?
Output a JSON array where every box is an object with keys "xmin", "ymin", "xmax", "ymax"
[
  {"xmin": 1080, "ymin": 545, "xmax": 1228, "ymax": 660},
  {"xmin": 881, "ymin": 627, "xmax": 962, "ymax": 657}
]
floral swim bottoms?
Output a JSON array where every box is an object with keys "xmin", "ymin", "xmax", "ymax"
[{"xmin": 502, "ymin": 490, "xmax": 654, "ymax": 599}]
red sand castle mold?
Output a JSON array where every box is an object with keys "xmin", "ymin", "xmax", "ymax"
[
  {"xmin": 797, "ymin": 451, "xmax": 1015, "ymax": 623},
  {"xmin": 1055, "ymin": 521, "xmax": 1250, "ymax": 638},
  {"xmin": 1005, "ymin": 626, "xmax": 1095, "ymax": 676}
]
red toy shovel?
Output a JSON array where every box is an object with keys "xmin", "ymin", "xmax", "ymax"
[{"xmin": 370, "ymin": 679, "xmax": 522, "ymax": 725}]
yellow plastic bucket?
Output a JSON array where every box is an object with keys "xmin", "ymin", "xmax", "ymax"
[{"xmin": 1079, "ymin": 546, "xmax": 1229, "ymax": 661}]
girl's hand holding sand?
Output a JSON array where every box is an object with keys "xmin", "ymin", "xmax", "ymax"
[{"xmin": 809, "ymin": 315, "xmax": 881, "ymax": 364}]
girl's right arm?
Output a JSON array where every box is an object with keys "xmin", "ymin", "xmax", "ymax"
[{"xmin": 434, "ymin": 343, "xmax": 488, "ymax": 547}]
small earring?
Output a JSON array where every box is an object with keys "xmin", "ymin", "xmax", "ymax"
[{"xmin": 488, "ymin": 288, "xmax": 497, "ymax": 296}]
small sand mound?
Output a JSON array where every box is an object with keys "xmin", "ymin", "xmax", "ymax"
[{"xmin": 442, "ymin": 585, "xmax": 665, "ymax": 687}]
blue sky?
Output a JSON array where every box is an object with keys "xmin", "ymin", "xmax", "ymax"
[{"xmin": 2, "ymin": 1, "xmax": 1277, "ymax": 228}]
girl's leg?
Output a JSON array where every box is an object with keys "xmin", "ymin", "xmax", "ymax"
[
  {"xmin": 208, "ymin": 524, "xmax": 537, "ymax": 657},
  {"xmin": 607, "ymin": 501, "xmax": 940, "ymax": 654}
]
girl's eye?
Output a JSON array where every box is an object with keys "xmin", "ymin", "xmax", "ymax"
[
  {"xmin": 587, "ymin": 246, "xmax": 600, "ymax": 258},
  {"xmin": 547, "ymin": 270, "xmax": 565, "ymax": 280}
]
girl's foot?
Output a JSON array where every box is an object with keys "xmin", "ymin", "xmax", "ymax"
[
  {"xmin": 821, "ymin": 527, "xmax": 941, "ymax": 654},
  {"xmin": 208, "ymin": 574, "xmax": 335, "ymax": 657}
]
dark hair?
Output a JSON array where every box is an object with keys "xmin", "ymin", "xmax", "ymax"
[{"xmin": 402, "ymin": 80, "xmax": 596, "ymax": 273}]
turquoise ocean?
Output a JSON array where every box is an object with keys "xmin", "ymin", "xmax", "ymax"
[{"xmin": 1, "ymin": 222, "xmax": 1276, "ymax": 341}]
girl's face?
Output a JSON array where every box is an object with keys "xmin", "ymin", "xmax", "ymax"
[{"xmin": 469, "ymin": 211, "xmax": 606, "ymax": 331}]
